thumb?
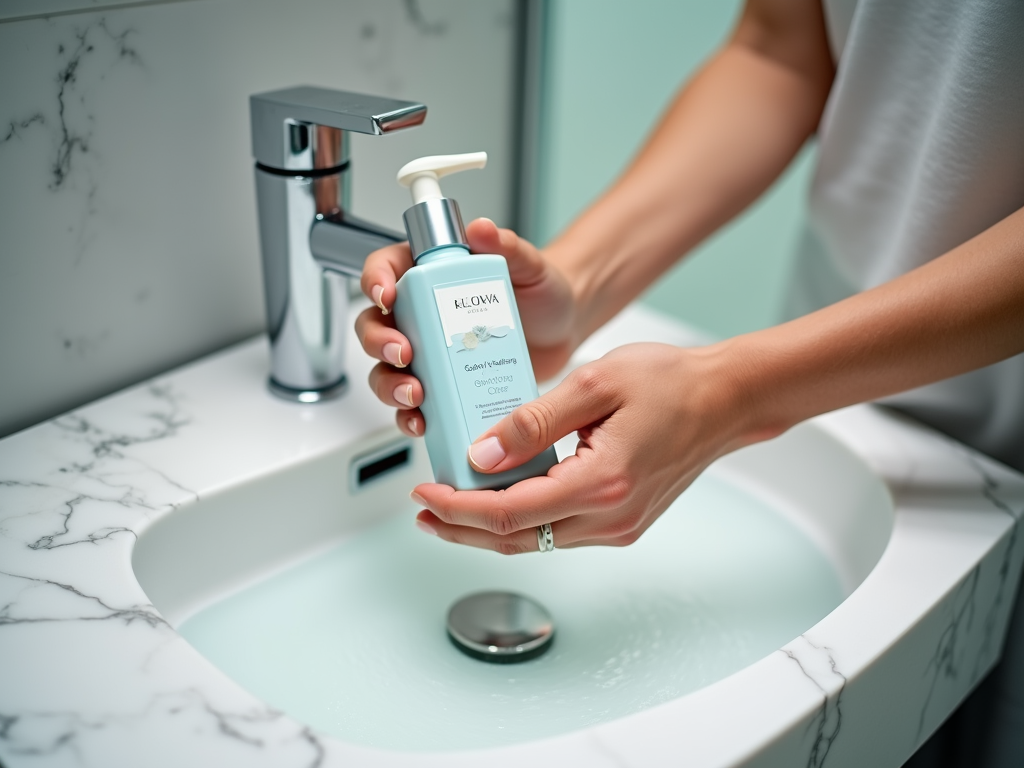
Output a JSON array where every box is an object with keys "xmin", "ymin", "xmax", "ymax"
[
  {"xmin": 465, "ymin": 218, "xmax": 547, "ymax": 288},
  {"xmin": 467, "ymin": 369, "xmax": 617, "ymax": 473}
]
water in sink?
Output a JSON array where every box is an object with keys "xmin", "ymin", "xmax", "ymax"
[{"xmin": 179, "ymin": 471, "xmax": 842, "ymax": 751}]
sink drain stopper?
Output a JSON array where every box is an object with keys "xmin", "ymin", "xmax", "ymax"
[{"xmin": 446, "ymin": 591, "xmax": 554, "ymax": 663}]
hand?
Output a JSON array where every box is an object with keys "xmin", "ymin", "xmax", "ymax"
[
  {"xmin": 410, "ymin": 342, "xmax": 761, "ymax": 553},
  {"xmin": 355, "ymin": 218, "xmax": 576, "ymax": 438}
]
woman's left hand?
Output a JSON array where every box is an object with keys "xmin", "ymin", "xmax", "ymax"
[{"xmin": 410, "ymin": 341, "xmax": 768, "ymax": 553}]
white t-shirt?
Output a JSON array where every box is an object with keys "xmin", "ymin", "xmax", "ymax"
[{"xmin": 785, "ymin": 0, "xmax": 1024, "ymax": 471}]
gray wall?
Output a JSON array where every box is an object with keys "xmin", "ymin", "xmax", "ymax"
[{"xmin": 0, "ymin": 0, "xmax": 520, "ymax": 437}]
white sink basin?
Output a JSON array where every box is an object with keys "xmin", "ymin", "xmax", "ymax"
[
  {"xmin": 133, "ymin": 416, "xmax": 887, "ymax": 752},
  {"xmin": 1, "ymin": 304, "xmax": 1021, "ymax": 768}
]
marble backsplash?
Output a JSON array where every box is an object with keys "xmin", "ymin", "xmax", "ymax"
[{"xmin": 0, "ymin": 0, "xmax": 520, "ymax": 437}]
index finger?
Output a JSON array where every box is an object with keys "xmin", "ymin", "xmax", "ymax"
[{"xmin": 361, "ymin": 241, "xmax": 414, "ymax": 313}]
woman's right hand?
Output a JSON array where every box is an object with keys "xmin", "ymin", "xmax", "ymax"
[{"xmin": 355, "ymin": 217, "xmax": 577, "ymax": 438}]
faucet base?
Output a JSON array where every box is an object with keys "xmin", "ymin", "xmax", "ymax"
[{"xmin": 267, "ymin": 376, "xmax": 348, "ymax": 404}]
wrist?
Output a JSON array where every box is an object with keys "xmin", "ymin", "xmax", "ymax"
[
  {"xmin": 541, "ymin": 238, "xmax": 597, "ymax": 346},
  {"xmin": 546, "ymin": 234, "xmax": 635, "ymax": 350},
  {"xmin": 694, "ymin": 335, "xmax": 798, "ymax": 453}
]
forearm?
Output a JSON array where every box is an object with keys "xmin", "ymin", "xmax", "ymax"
[
  {"xmin": 547, "ymin": 0, "xmax": 834, "ymax": 343},
  {"xmin": 721, "ymin": 205, "xmax": 1024, "ymax": 445}
]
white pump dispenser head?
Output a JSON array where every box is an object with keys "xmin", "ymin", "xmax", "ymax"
[
  {"xmin": 398, "ymin": 152, "xmax": 487, "ymax": 260},
  {"xmin": 397, "ymin": 152, "xmax": 488, "ymax": 204}
]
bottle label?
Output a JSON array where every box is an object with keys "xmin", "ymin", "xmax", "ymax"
[{"xmin": 434, "ymin": 278, "xmax": 536, "ymax": 440}]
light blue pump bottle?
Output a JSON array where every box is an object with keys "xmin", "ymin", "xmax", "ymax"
[{"xmin": 392, "ymin": 152, "xmax": 557, "ymax": 490}]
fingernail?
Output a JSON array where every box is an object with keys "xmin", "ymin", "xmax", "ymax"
[
  {"xmin": 415, "ymin": 519, "xmax": 437, "ymax": 536},
  {"xmin": 394, "ymin": 384, "xmax": 414, "ymax": 407},
  {"xmin": 383, "ymin": 342, "xmax": 405, "ymax": 368},
  {"xmin": 372, "ymin": 285, "xmax": 389, "ymax": 315},
  {"xmin": 478, "ymin": 217, "xmax": 495, "ymax": 227},
  {"xmin": 408, "ymin": 416, "xmax": 420, "ymax": 435},
  {"xmin": 410, "ymin": 491, "xmax": 428, "ymax": 507},
  {"xmin": 468, "ymin": 435, "xmax": 506, "ymax": 471}
]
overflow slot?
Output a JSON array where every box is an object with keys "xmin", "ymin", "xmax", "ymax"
[{"xmin": 350, "ymin": 439, "xmax": 413, "ymax": 492}]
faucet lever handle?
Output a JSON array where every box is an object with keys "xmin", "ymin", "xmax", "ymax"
[{"xmin": 251, "ymin": 85, "xmax": 427, "ymax": 170}]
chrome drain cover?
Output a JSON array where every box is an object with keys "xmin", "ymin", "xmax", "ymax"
[{"xmin": 446, "ymin": 591, "xmax": 554, "ymax": 664}]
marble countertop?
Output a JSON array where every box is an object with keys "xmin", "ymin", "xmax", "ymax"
[{"xmin": 1, "ymin": 305, "xmax": 1022, "ymax": 768}]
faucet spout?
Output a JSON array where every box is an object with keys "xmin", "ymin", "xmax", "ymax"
[
  {"xmin": 309, "ymin": 214, "xmax": 404, "ymax": 278},
  {"xmin": 250, "ymin": 86, "xmax": 425, "ymax": 402}
]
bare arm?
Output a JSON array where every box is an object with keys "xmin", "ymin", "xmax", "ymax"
[
  {"xmin": 356, "ymin": 0, "xmax": 836, "ymax": 431},
  {"xmin": 549, "ymin": 0, "xmax": 835, "ymax": 343},
  {"xmin": 727, "ymin": 205, "xmax": 1024, "ymax": 442},
  {"xmin": 411, "ymin": 205, "xmax": 1024, "ymax": 554},
  {"xmin": 360, "ymin": 0, "xmax": 1024, "ymax": 553}
]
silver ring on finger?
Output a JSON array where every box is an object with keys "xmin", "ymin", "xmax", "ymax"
[{"xmin": 536, "ymin": 523, "xmax": 554, "ymax": 553}]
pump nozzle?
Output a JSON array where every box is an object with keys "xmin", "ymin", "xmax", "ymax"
[{"xmin": 397, "ymin": 152, "xmax": 488, "ymax": 205}]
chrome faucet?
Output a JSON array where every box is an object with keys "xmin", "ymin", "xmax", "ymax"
[{"xmin": 250, "ymin": 86, "xmax": 427, "ymax": 402}]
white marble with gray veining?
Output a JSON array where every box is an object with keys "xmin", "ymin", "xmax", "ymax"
[
  {"xmin": 0, "ymin": 0, "xmax": 519, "ymax": 438},
  {"xmin": 1, "ymin": 304, "xmax": 1023, "ymax": 768}
]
